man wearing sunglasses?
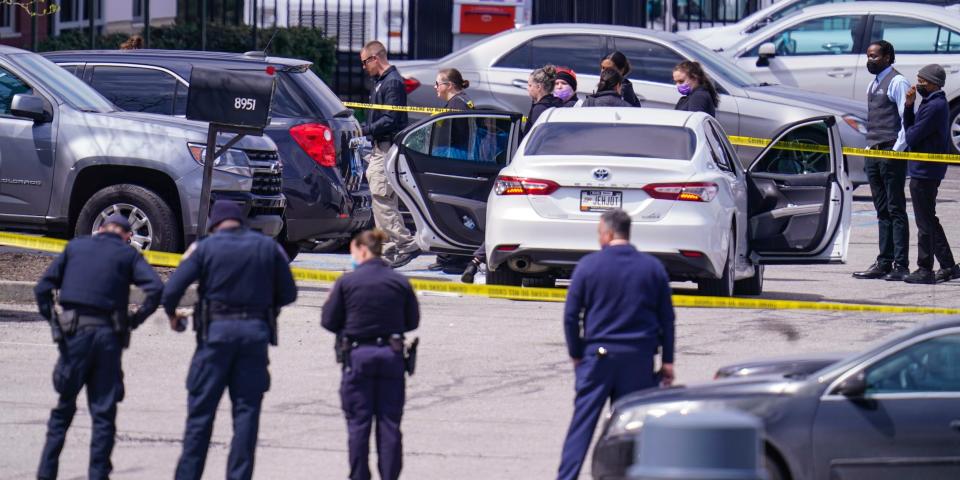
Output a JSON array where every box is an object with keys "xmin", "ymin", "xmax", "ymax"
[{"xmin": 360, "ymin": 40, "xmax": 419, "ymax": 268}]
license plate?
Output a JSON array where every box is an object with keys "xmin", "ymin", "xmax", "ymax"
[{"xmin": 580, "ymin": 190, "xmax": 622, "ymax": 212}]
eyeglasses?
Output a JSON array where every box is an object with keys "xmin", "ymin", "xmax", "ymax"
[
  {"xmin": 434, "ymin": 81, "xmax": 450, "ymax": 88},
  {"xmin": 361, "ymin": 56, "xmax": 376, "ymax": 66}
]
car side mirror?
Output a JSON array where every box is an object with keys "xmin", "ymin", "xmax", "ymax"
[
  {"xmin": 10, "ymin": 93, "xmax": 52, "ymax": 123},
  {"xmin": 835, "ymin": 372, "xmax": 867, "ymax": 398},
  {"xmin": 756, "ymin": 42, "xmax": 776, "ymax": 67}
]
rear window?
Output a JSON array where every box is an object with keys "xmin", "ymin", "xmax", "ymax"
[
  {"xmin": 287, "ymin": 69, "xmax": 346, "ymax": 118},
  {"xmin": 524, "ymin": 123, "xmax": 696, "ymax": 160}
]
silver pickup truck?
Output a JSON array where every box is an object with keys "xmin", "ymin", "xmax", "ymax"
[{"xmin": 0, "ymin": 46, "xmax": 285, "ymax": 251}]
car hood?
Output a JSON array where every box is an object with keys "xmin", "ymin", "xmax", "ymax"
[
  {"xmin": 391, "ymin": 59, "xmax": 440, "ymax": 72},
  {"xmin": 743, "ymin": 84, "xmax": 868, "ymax": 118},
  {"xmin": 105, "ymin": 111, "xmax": 278, "ymax": 151},
  {"xmin": 611, "ymin": 375, "xmax": 805, "ymax": 412},
  {"xmin": 715, "ymin": 352, "xmax": 850, "ymax": 379}
]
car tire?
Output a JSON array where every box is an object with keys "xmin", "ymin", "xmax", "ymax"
[
  {"xmin": 523, "ymin": 276, "xmax": 556, "ymax": 288},
  {"xmin": 486, "ymin": 268, "xmax": 523, "ymax": 287},
  {"xmin": 734, "ymin": 264, "xmax": 764, "ymax": 296},
  {"xmin": 75, "ymin": 184, "xmax": 180, "ymax": 252},
  {"xmin": 698, "ymin": 231, "xmax": 735, "ymax": 297}
]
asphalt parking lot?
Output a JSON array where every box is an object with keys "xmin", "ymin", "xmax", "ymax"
[{"xmin": 2, "ymin": 171, "xmax": 960, "ymax": 479}]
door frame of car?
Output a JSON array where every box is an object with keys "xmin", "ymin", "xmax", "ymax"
[{"xmin": 746, "ymin": 115, "xmax": 852, "ymax": 264}]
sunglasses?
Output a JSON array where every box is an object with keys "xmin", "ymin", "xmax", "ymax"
[
  {"xmin": 361, "ymin": 56, "xmax": 376, "ymax": 66},
  {"xmin": 434, "ymin": 81, "xmax": 450, "ymax": 88}
]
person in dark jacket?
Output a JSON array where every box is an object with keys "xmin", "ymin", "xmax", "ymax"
[
  {"xmin": 322, "ymin": 229, "xmax": 420, "ymax": 480},
  {"xmin": 35, "ymin": 214, "xmax": 163, "ymax": 480},
  {"xmin": 360, "ymin": 40, "xmax": 419, "ymax": 268},
  {"xmin": 429, "ymin": 67, "xmax": 475, "ymax": 274},
  {"xmin": 901, "ymin": 64, "xmax": 959, "ymax": 284},
  {"xmin": 555, "ymin": 67, "xmax": 580, "ymax": 107},
  {"xmin": 581, "ymin": 69, "xmax": 632, "ymax": 107},
  {"xmin": 164, "ymin": 201, "xmax": 297, "ymax": 480},
  {"xmin": 601, "ymin": 51, "xmax": 642, "ymax": 107},
  {"xmin": 673, "ymin": 60, "xmax": 719, "ymax": 117},
  {"xmin": 523, "ymin": 64, "xmax": 563, "ymax": 137},
  {"xmin": 556, "ymin": 209, "xmax": 675, "ymax": 480}
]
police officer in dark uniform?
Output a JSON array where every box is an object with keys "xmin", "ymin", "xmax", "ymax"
[
  {"xmin": 162, "ymin": 201, "xmax": 297, "ymax": 480},
  {"xmin": 556, "ymin": 209, "xmax": 675, "ymax": 480},
  {"xmin": 322, "ymin": 229, "xmax": 420, "ymax": 480},
  {"xmin": 35, "ymin": 214, "xmax": 163, "ymax": 480}
]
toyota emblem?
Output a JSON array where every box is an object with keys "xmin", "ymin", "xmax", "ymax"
[{"xmin": 592, "ymin": 168, "xmax": 611, "ymax": 181}]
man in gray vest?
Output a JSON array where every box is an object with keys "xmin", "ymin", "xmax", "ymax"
[{"xmin": 853, "ymin": 40, "xmax": 911, "ymax": 281}]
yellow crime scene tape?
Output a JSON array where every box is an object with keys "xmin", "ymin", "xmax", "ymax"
[
  {"xmin": 2, "ymin": 231, "xmax": 957, "ymax": 314},
  {"xmin": 344, "ymin": 102, "xmax": 960, "ymax": 165}
]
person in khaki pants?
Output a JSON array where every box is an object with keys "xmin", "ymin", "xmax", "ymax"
[{"xmin": 360, "ymin": 40, "xmax": 420, "ymax": 268}]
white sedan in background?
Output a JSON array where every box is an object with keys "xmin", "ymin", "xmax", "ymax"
[
  {"xmin": 385, "ymin": 108, "xmax": 852, "ymax": 296},
  {"xmin": 723, "ymin": 2, "xmax": 960, "ymax": 150}
]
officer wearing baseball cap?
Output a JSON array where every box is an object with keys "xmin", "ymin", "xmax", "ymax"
[
  {"xmin": 35, "ymin": 214, "xmax": 163, "ymax": 480},
  {"xmin": 163, "ymin": 200, "xmax": 297, "ymax": 480}
]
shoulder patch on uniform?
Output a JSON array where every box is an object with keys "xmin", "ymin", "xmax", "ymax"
[{"xmin": 182, "ymin": 242, "xmax": 199, "ymax": 260}]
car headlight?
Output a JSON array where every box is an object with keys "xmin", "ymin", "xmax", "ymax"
[
  {"xmin": 606, "ymin": 401, "xmax": 703, "ymax": 437},
  {"xmin": 842, "ymin": 114, "xmax": 868, "ymax": 135},
  {"xmin": 187, "ymin": 143, "xmax": 252, "ymax": 176}
]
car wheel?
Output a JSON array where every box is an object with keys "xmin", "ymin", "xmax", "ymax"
[
  {"xmin": 486, "ymin": 267, "xmax": 523, "ymax": 286},
  {"xmin": 734, "ymin": 264, "xmax": 764, "ymax": 296},
  {"xmin": 523, "ymin": 276, "xmax": 556, "ymax": 288},
  {"xmin": 75, "ymin": 184, "xmax": 179, "ymax": 252},
  {"xmin": 698, "ymin": 232, "xmax": 735, "ymax": 297}
]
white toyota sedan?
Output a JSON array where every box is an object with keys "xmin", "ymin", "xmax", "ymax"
[{"xmin": 385, "ymin": 108, "xmax": 852, "ymax": 296}]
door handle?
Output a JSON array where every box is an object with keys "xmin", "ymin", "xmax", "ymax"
[
  {"xmin": 827, "ymin": 70, "xmax": 852, "ymax": 78},
  {"xmin": 950, "ymin": 420, "xmax": 960, "ymax": 431},
  {"xmin": 512, "ymin": 79, "xmax": 527, "ymax": 89}
]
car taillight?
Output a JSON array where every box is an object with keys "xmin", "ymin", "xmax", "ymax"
[
  {"xmin": 403, "ymin": 77, "xmax": 421, "ymax": 94},
  {"xmin": 642, "ymin": 182, "xmax": 719, "ymax": 202},
  {"xmin": 290, "ymin": 123, "xmax": 337, "ymax": 168},
  {"xmin": 494, "ymin": 176, "xmax": 560, "ymax": 196}
]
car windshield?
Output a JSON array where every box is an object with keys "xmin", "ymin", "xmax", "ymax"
[
  {"xmin": 10, "ymin": 53, "xmax": 115, "ymax": 113},
  {"xmin": 677, "ymin": 39, "xmax": 763, "ymax": 87},
  {"xmin": 524, "ymin": 123, "xmax": 696, "ymax": 160}
]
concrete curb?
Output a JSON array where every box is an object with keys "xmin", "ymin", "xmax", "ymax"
[{"xmin": 0, "ymin": 281, "xmax": 199, "ymax": 307}]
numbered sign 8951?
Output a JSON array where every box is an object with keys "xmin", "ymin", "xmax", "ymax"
[{"xmin": 186, "ymin": 66, "xmax": 276, "ymax": 129}]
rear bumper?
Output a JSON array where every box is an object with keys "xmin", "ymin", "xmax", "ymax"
[{"xmin": 486, "ymin": 203, "xmax": 729, "ymax": 279}]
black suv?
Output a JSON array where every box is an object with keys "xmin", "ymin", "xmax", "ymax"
[{"xmin": 43, "ymin": 50, "xmax": 372, "ymax": 259}]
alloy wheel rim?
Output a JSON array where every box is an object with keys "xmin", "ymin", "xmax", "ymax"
[
  {"xmin": 951, "ymin": 112, "xmax": 960, "ymax": 152},
  {"xmin": 91, "ymin": 203, "xmax": 153, "ymax": 251}
]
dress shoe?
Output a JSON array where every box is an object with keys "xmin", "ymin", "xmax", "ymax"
[
  {"xmin": 389, "ymin": 250, "xmax": 421, "ymax": 269},
  {"xmin": 884, "ymin": 265, "xmax": 910, "ymax": 281},
  {"xmin": 904, "ymin": 268, "xmax": 936, "ymax": 284},
  {"xmin": 852, "ymin": 262, "xmax": 891, "ymax": 279},
  {"xmin": 461, "ymin": 262, "xmax": 479, "ymax": 284},
  {"xmin": 936, "ymin": 264, "xmax": 960, "ymax": 283}
]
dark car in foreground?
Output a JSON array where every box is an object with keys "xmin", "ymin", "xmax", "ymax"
[
  {"xmin": 43, "ymin": 49, "xmax": 372, "ymax": 259},
  {"xmin": 593, "ymin": 318, "xmax": 960, "ymax": 480}
]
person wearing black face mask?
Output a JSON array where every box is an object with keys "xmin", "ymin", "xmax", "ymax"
[
  {"xmin": 901, "ymin": 64, "xmax": 960, "ymax": 284},
  {"xmin": 853, "ymin": 40, "xmax": 912, "ymax": 282}
]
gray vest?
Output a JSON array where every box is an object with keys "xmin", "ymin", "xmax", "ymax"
[{"xmin": 867, "ymin": 68, "xmax": 903, "ymax": 147}]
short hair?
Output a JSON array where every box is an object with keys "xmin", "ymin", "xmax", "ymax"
[
  {"xmin": 600, "ymin": 209, "xmax": 632, "ymax": 240},
  {"xmin": 869, "ymin": 40, "xmax": 896, "ymax": 64},
  {"xmin": 362, "ymin": 40, "xmax": 387, "ymax": 60},
  {"xmin": 352, "ymin": 229, "xmax": 389, "ymax": 256}
]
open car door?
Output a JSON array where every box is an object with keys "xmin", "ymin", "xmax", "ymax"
[
  {"xmin": 385, "ymin": 111, "xmax": 523, "ymax": 255},
  {"xmin": 747, "ymin": 115, "xmax": 852, "ymax": 264}
]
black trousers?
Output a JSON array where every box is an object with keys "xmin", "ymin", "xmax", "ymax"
[
  {"xmin": 909, "ymin": 178, "xmax": 955, "ymax": 271},
  {"xmin": 865, "ymin": 156, "xmax": 909, "ymax": 267}
]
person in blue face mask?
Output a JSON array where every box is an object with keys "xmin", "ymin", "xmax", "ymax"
[{"xmin": 672, "ymin": 60, "xmax": 719, "ymax": 117}]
